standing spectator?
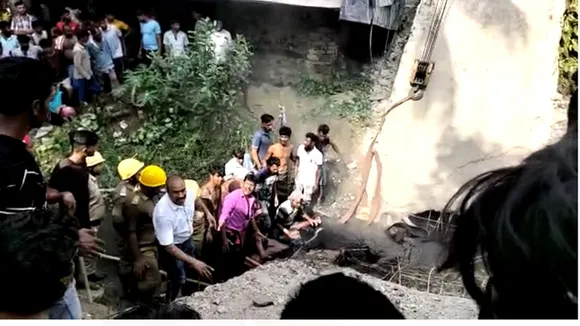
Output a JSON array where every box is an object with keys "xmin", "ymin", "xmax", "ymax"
[
  {"xmin": 210, "ymin": 20, "xmax": 231, "ymax": 63},
  {"xmin": 0, "ymin": 1, "xmax": 10, "ymax": 23},
  {"xmin": 31, "ymin": 20, "xmax": 47, "ymax": 45},
  {"xmin": 10, "ymin": 1, "xmax": 35, "ymax": 35},
  {"xmin": 294, "ymin": 133, "xmax": 323, "ymax": 205},
  {"xmin": 87, "ymin": 28, "xmax": 117, "ymax": 94},
  {"xmin": 10, "ymin": 35, "xmax": 42, "ymax": 59},
  {"xmin": 72, "ymin": 29, "xmax": 99, "ymax": 104},
  {"xmin": 163, "ymin": 20, "xmax": 188, "ymax": 57},
  {"xmin": 55, "ymin": 25, "xmax": 77, "ymax": 79},
  {"xmin": 55, "ymin": 9, "xmax": 79, "ymax": 33},
  {"xmin": 99, "ymin": 17, "xmax": 124, "ymax": 83},
  {"xmin": 0, "ymin": 21, "xmax": 17, "ymax": 57},
  {"xmin": 106, "ymin": 13, "xmax": 130, "ymax": 37},
  {"xmin": 137, "ymin": 10, "xmax": 161, "ymax": 65}
]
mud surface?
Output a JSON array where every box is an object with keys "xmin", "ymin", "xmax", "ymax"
[{"xmin": 181, "ymin": 259, "xmax": 478, "ymax": 319}]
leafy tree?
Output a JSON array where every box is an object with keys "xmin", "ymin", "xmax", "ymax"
[
  {"xmin": 559, "ymin": 0, "xmax": 578, "ymax": 95},
  {"xmin": 35, "ymin": 19, "xmax": 254, "ymax": 187}
]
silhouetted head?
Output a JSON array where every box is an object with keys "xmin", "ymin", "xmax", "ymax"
[
  {"xmin": 209, "ymin": 166, "xmax": 224, "ymax": 185},
  {"xmin": 115, "ymin": 302, "xmax": 201, "ymax": 319},
  {"xmin": 0, "ymin": 57, "xmax": 54, "ymax": 132},
  {"xmin": 281, "ymin": 273, "xmax": 404, "ymax": 319},
  {"xmin": 0, "ymin": 208, "xmax": 78, "ymax": 318},
  {"xmin": 440, "ymin": 135, "xmax": 578, "ymax": 319},
  {"xmin": 69, "ymin": 129, "xmax": 99, "ymax": 159}
]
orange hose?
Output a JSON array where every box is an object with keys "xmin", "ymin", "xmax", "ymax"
[{"xmin": 339, "ymin": 89, "xmax": 422, "ymax": 224}]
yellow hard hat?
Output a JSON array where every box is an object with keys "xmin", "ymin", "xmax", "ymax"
[
  {"xmin": 86, "ymin": 151, "xmax": 106, "ymax": 167},
  {"xmin": 138, "ymin": 165, "xmax": 167, "ymax": 188},
  {"xmin": 184, "ymin": 179, "xmax": 201, "ymax": 198},
  {"xmin": 117, "ymin": 158, "xmax": 145, "ymax": 181}
]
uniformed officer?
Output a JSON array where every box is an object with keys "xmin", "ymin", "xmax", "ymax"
[
  {"xmin": 111, "ymin": 158, "xmax": 147, "ymax": 300},
  {"xmin": 122, "ymin": 165, "xmax": 167, "ymax": 302}
]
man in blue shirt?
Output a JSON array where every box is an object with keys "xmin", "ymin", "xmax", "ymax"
[
  {"xmin": 0, "ymin": 21, "xmax": 18, "ymax": 57},
  {"xmin": 250, "ymin": 114, "xmax": 275, "ymax": 170},
  {"xmin": 137, "ymin": 11, "xmax": 161, "ymax": 66},
  {"xmin": 87, "ymin": 28, "xmax": 117, "ymax": 93}
]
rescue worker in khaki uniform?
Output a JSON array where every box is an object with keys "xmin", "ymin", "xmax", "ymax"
[
  {"xmin": 121, "ymin": 165, "xmax": 166, "ymax": 302},
  {"xmin": 111, "ymin": 158, "xmax": 146, "ymax": 300}
]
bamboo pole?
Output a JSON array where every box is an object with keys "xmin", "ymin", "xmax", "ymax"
[{"xmin": 96, "ymin": 252, "xmax": 211, "ymax": 287}]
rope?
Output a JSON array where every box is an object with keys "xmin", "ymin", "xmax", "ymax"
[{"xmin": 340, "ymin": 0, "xmax": 454, "ymax": 225}]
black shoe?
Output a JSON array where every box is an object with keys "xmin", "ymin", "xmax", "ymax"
[{"xmin": 88, "ymin": 272, "xmax": 107, "ymax": 283}]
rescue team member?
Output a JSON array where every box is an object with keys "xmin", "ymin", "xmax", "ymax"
[
  {"xmin": 195, "ymin": 167, "xmax": 223, "ymax": 257},
  {"xmin": 154, "ymin": 176, "xmax": 214, "ymax": 302},
  {"xmin": 112, "ymin": 157, "xmax": 146, "ymax": 298},
  {"xmin": 0, "ymin": 57, "xmax": 102, "ymax": 319},
  {"xmin": 49, "ymin": 129, "xmax": 102, "ymax": 291},
  {"xmin": 114, "ymin": 165, "xmax": 165, "ymax": 302},
  {"xmin": 263, "ymin": 126, "xmax": 295, "ymax": 202},
  {"xmin": 84, "ymin": 151, "xmax": 108, "ymax": 282},
  {"xmin": 217, "ymin": 174, "xmax": 267, "ymax": 279},
  {"xmin": 186, "ymin": 179, "xmax": 206, "ymax": 258}
]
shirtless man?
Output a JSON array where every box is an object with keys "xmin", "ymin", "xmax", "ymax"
[
  {"xmin": 264, "ymin": 126, "xmax": 294, "ymax": 202},
  {"xmin": 57, "ymin": 25, "xmax": 77, "ymax": 79}
]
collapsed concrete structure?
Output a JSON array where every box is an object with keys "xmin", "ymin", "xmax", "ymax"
[
  {"xmin": 355, "ymin": 0, "xmax": 567, "ymax": 224},
  {"xmin": 182, "ymin": 259, "xmax": 479, "ymax": 319}
]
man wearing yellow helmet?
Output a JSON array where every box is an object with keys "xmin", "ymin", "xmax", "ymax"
[
  {"xmin": 114, "ymin": 164, "xmax": 166, "ymax": 302},
  {"xmin": 112, "ymin": 157, "xmax": 145, "ymax": 237}
]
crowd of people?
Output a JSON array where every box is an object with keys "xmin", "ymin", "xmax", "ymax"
[
  {"xmin": 0, "ymin": 1, "xmax": 230, "ymax": 111},
  {"xmin": 0, "ymin": 1, "xmax": 577, "ymax": 321}
]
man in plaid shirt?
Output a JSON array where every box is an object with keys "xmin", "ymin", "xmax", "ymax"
[{"xmin": 10, "ymin": 1, "xmax": 35, "ymax": 35}]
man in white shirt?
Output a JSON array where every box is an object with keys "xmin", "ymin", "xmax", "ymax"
[
  {"xmin": 210, "ymin": 20, "xmax": 231, "ymax": 63},
  {"xmin": 294, "ymin": 133, "xmax": 323, "ymax": 204},
  {"xmin": 99, "ymin": 18, "xmax": 125, "ymax": 83},
  {"xmin": 153, "ymin": 176, "xmax": 214, "ymax": 301},
  {"xmin": 224, "ymin": 148, "xmax": 249, "ymax": 181},
  {"xmin": 163, "ymin": 20, "xmax": 188, "ymax": 57}
]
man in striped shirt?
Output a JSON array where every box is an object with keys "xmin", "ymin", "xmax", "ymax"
[{"xmin": 10, "ymin": 1, "xmax": 35, "ymax": 36}]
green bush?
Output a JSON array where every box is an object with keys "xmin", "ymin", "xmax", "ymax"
[
  {"xmin": 559, "ymin": 0, "xmax": 578, "ymax": 95},
  {"xmin": 35, "ymin": 19, "xmax": 254, "ymax": 188}
]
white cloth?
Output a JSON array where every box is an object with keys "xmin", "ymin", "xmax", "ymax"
[
  {"xmin": 296, "ymin": 144, "xmax": 323, "ymax": 187},
  {"xmin": 153, "ymin": 190, "xmax": 195, "ymax": 246},
  {"xmin": 295, "ymin": 183, "xmax": 315, "ymax": 202},
  {"xmin": 210, "ymin": 30, "xmax": 231, "ymax": 63},
  {"xmin": 224, "ymin": 157, "xmax": 249, "ymax": 181},
  {"xmin": 163, "ymin": 30, "xmax": 188, "ymax": 56},
  {"xmin": 31, "ymin": 30, "xmax": 48, "ymax": 45}
]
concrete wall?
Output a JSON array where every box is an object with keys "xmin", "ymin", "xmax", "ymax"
[{"xmin": 360, "ymin": 0, "xmax": 566, "ymax": 222}]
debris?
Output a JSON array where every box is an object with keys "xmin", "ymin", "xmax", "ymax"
[{"xmin": 253, "ymin": 295, "xmax": 274, "ymax": 308}]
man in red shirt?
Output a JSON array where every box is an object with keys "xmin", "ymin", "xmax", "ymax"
[{"xmin": 55, "ymin": 9, "xmax": 79, "ymax": 33}]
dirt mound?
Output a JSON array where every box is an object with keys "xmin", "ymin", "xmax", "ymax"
[{"xmin": 180, "ymin": 259, "xmax": 478, "ymax": 319}]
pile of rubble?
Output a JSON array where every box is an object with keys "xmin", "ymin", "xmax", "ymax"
[{"xmin": 180, "ymin": 259, "xmax": 478, "ymax": 319}]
